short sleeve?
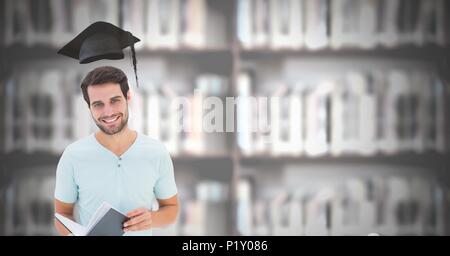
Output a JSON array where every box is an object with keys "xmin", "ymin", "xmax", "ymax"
[
  {"xmin": 54, "ymin": 149, "xmax": 78, "ymax": 203},
  {"xmin": 154, "ymin": 148, "xmax": 177, "ymax": 200}
]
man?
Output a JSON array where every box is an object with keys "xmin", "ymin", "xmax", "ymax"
[{"xmin": 54, "ymin": 66, "xmax": 179, "ymax": 236}]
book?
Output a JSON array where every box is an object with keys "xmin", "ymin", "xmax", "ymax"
[
  {"xmin": 377, "ymin": 0, "xmax": 400, "ymax": 47},
  {"xmin": 359, "ymin": 0, "xmax": 378, "ymax": 49},
  {"xmin": 431, "ymin": 183, "xmax": 446, "ymax": 235},
  {"xmin": 396, "ymin": 0, "xmax": 421, "ymax": 46},
  {"xmin": 197, "ymin": 74, "xmax": 228, "ymax": 155},
  {"xmin": 270, "ymin": 83, "xmax": 290, "ymax": 156},
  {"xmin": 72, "ymin": 0, "xmax": 91, "ymax": 36},
  {"xmin": 236, "ymin": 178, "xmax": 253, "ymax": 235},
  {"xmin": 252, "ymin": 199, "xmax": 270, "ymax": 235},
  {"xmin": 334, "ymin": 74, "xmax": 363, "ymax": 155},
  {"xmin": 88, "ymin": 0, "xmax": 119, "ymax": 27},
  {"xmin": 58, "ymin": 71, "xmax": 78, "ymax": 152},
  {"xmin": 253, "ymin": 0, "xmax": 270, "ymax": 48},
  {"xmin": 390, "ymin": 71, "xmax": 412, "ymax": 153},
  {"xmin": 159, "ymin": 84, "xmax": 180, "ymax": 155},
  {"xmin": 29, "ymin": 0, "xmax": 53, "ymax": 46},
  {"xmin": 50, "ymin": 0, "xmax": 75, "ymax": 47},
  {"xmin": 358, "ymin": 73, "xmax": 377, "ymax": 156},
  {"xmin": 288, "ymin": 84, "xmax": 304, "ymax": 156},
  {"xmin": 4, "ymin": 0, "xmax": 33, "ymax": 46},
  {"xmin": 180, "ymin": 0, "xmax": 207, "ymax": 48},
  {"xmin": 255, "ymin": 95, "xmax": 272, "ymax": 155},
  {"xmin": 304, "ymin": 80, "xmax": 332, "ymax": 157},
  {"xmin": 330, "ymin": 78, "xmax": 343, "ymax": 156},
  {"xmin": 147, "ymin": 0, "xmax": 180, "ymax": 49},
  {"xmin": 434, "ymin": 0, "xmax": 446, "ymax": 46},
  {"xmin": 41, "ymin": 70, "xmax": 66, "ymax": 154},
  {"xmin": 270, "ymin": 0, "xmax": 304, "ymax": 50},
  {"xmin": 409, "ymin": 71, "xmax": 428, "ymax": 153},
  {"xmin": 3, "ymin": 76, "xmax": 21, "ymax": 153},
  {"xmin": 409, "ymin": 177, "xmax": 430, "ymax": 235},
  {"xmin": 304, "ymin": 0, "xmax": 329, "ymax": 50},
  {"xmin": 270, "ymin": 191, "xmax": 292, "ymax": 235},
  {"xmin": 269, "ymin": 82, "xmax": 303, "ymax": 156},
  {"xmin": 144, "ymin": 81, "xmax": 161, "ymax": 141},
  {"xmin": 121, "ymin": 0, "xmax": 145, "ymax": 50},
  {"xmin": 425, "ymin": 76, "xmax": 446, "ymax": 153},
  {"xmin": 185, "ymin": 82, "xmax": 205, "ymax": 155},
  {"xmin": 377, "ymin": 70, "xmax": 404, "ymax": 155},
  {"xmin": 237, "ymin": 70, "xmax": 254, "ymax": 155},
  {"xmin": 206, "ymin": 1, "xmax": 227, "ymax": 48},
  {"xmin": 22, "ymin": 70, "xmax": 41, "ymax": 153},
  {"xmin": 331, "ymin": 0, "xmax": 361, "ymax": 49},
  {"xmin": 303, "ymin": 188, "xmax": 333, "ymax": 235},
  {"xmin": 55, "ymin": 202, "xmax": 128, "ymax": 236},
  {"xmin": 385, "ymin": 177, "xmax": 409, "ymax": 235},
  {"xmin": 237, "ymin": 0, "xmax": 253, "ymax": 49},
  {"xmin": 421, "ymin": 0, "xmax": 445, "ymax": 46}
]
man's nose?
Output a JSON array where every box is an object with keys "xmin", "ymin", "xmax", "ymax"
[{"xmin": 103, "ymin": 104, "xmax": 115, "ymax": 116}]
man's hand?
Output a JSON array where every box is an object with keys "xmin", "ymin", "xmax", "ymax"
[
  {"xmin": 54, "ymin": 199, "xmax": 75, "ymax": 236},
  {"xmin": 123, "ymin": 207, "xmax": 152, "ymax": 232},
  {"xmin": 123, "ymin": 195, "xmax": 179, "ymax": 232}
]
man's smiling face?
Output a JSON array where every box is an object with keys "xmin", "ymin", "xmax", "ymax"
[{"xmin": 88, "ymin": 82, "xmax": 130, "ymax": 135}]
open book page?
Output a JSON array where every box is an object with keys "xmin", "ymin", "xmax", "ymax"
[
  {"xmin": 86, "ymin": 202, "xmax": 113, "ymax": 231},
  {"xmin": 55, "ymin": 213, "xmax": 88, "ymax": 236},
  {"xmin": 55, "ymin": 202, "xmax": 127, "ymax": 236}
]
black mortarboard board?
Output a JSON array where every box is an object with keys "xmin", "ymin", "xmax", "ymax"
[{"xmin": 57, "ymin": 21, "xmax": 140, "ymax": 87}]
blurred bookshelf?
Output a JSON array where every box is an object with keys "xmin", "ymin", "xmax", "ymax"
[
  {"xmin": 239, "ymin": 153, "xmax": 450, "ymax": 168},
  {"xmin": 2, "ymin": 45, "xmax": 234, "ymax": 62},
  {"xmin": 1, "ymin": 0, "xmax": 450, "ymax": 236},
  {"xmin": 239, "ymin": 45, "xmax": 450, "ymax": 61}
]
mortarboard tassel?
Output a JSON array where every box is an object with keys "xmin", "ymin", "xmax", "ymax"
[{"xmin": 130, "ymin": 43, "xmax": 139, "ymax": 88}]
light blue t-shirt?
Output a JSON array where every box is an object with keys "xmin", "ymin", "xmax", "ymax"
[{"xmin": 54, "ymin": 132, "xmax": 177, "ymax": 236}]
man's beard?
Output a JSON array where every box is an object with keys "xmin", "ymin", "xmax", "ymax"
[{"xmin": 94, "ymin": 110, "xmax": 129, "ymax": 135}]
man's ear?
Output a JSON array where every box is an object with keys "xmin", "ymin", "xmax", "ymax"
[{"xmin": 127, "ymin": 90, "xmax": 132, "ymax": 102}]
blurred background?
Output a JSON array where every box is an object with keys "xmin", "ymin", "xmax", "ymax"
[{"xmin": 1, "ymin": 0, "xmax": 450, "ymax": 236}]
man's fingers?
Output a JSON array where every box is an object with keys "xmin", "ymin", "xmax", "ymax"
[
  {"xmin": 123, "ymin": 208, "xmax": 153, "ymax": 232},
  {"xmin": 125, "ymin": 219, "xmax": 152, "ymax": 232},
  {"xmin": 126, "ymin": 207, "xmax": 146, "ymax": 218},
  {"xmin": 123, "ymin": 211, "xmax": 152, "ymax": 232},
  {"xmin": 124, "ymin": 212, "xmax": 148, "ymax": 227},
  {"xmin": 124, "ymin": 210, "xmax": 151, "ymax": 226},
  {"xmin": 126, "ymin": 208, "xmax": 145, "ymax": 218}
]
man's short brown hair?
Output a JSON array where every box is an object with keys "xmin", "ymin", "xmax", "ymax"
[{"xmin": 80, "ymin": 66, "xmax": 130, "ymax": 106}]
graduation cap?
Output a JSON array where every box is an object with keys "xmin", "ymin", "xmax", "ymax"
[{"xmin": 57, "ymin": 21, "xmax": 141, "ymax": 87}]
